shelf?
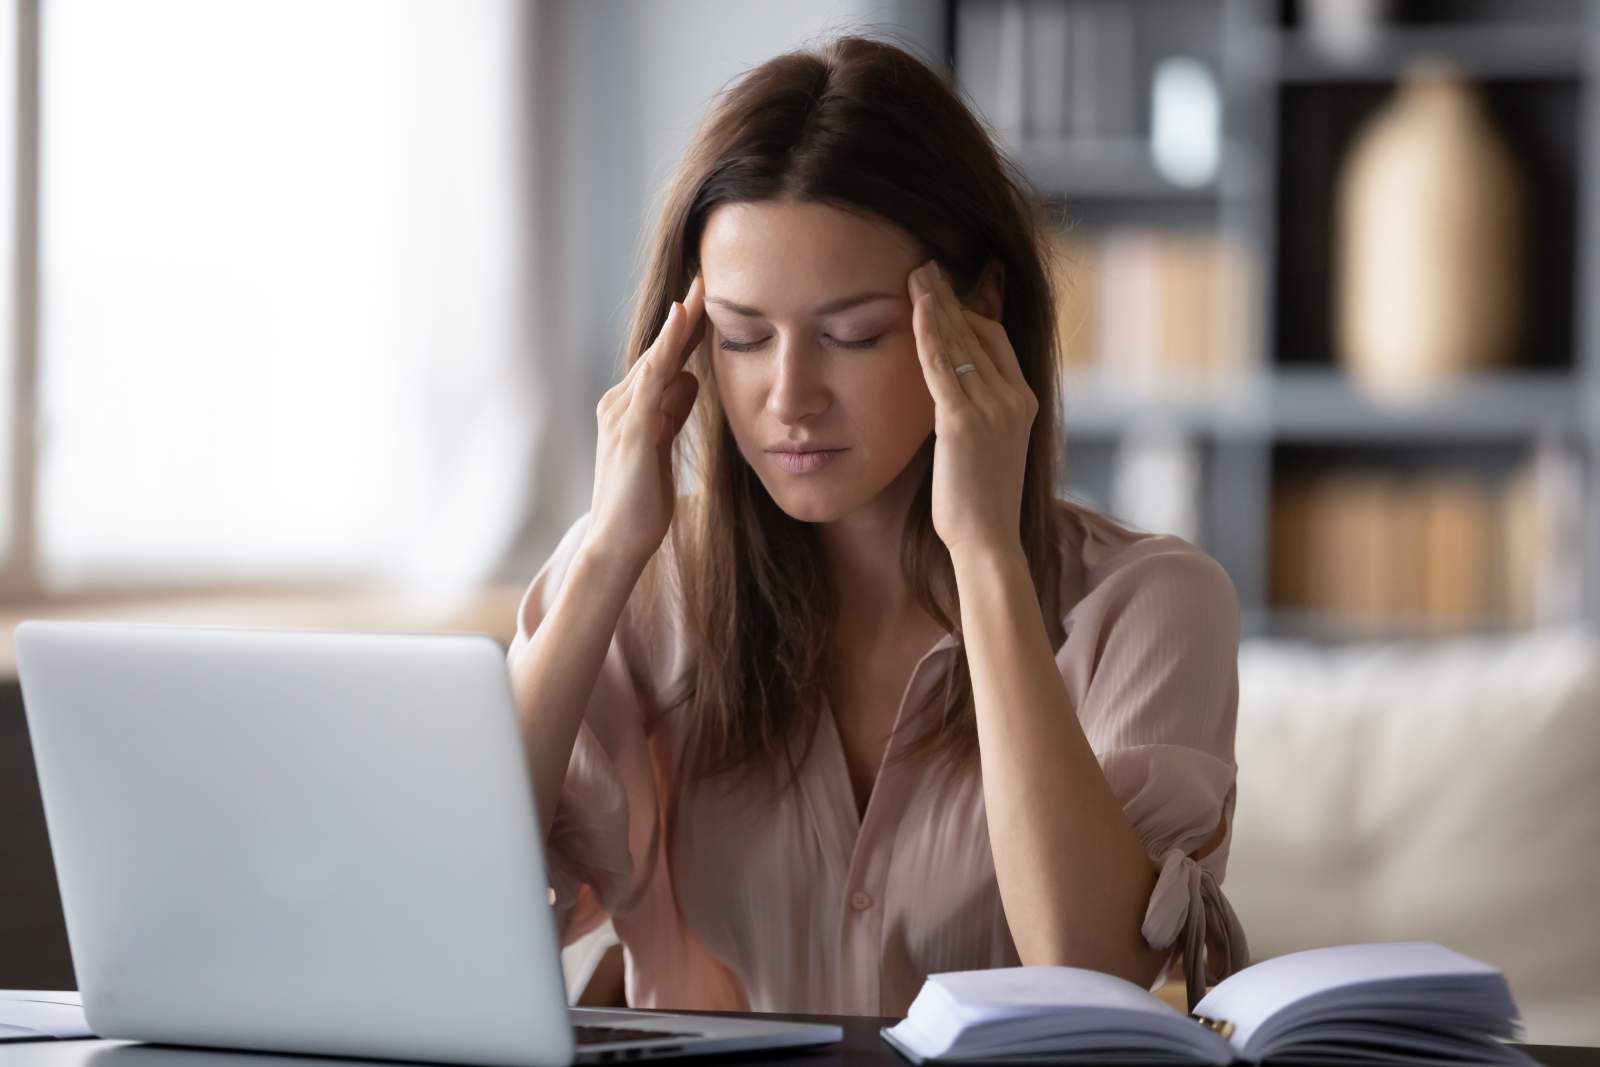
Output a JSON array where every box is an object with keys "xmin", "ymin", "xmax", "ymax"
[
  {"xmin": 1253, "ymin": 608, "xmax": 1541, "ymax": 645},
  {"xmin": 1260, "ymin": 369, "xmax": 1587, "ymax": 441},
  {"xmin": 1059, "ymin": 370, "xmax": 1584, "ymax": 442},
  {"xmin": 1006, "ymin": 139, "xmax": 1219, "ymax": 202},
  {"xmin": 960, "ymin": 0, "xmax": 1600, "ymax": 639},
  {"xmin": 1265, "ymin": 368, "xmax": 1583, "ymax": 441},
  {"xmin": 1060, "ymin": 377, "xmax": 1261, "ymax": 438},
  {"xmin": 1242, "ymin": 24, "xmax": 1586, "ymax": 83}
]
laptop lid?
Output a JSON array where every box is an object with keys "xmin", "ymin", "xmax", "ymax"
[{"xmin": 14, "ymin": 620, "xmax": 576, "ymax": 1067}]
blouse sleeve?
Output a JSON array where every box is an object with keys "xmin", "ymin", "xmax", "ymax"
[
  {"xmin": 1063, "ymin": 542, "xmax": 1251, "ymax": 1011},
  {"xmin": 505, "ymin": 511, "xmax": 662, "ymax": 948}
]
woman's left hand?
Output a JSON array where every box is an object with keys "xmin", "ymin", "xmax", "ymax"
[{"xmin": 908, "ymin": 258, "xmax": 1038, "ymax": 561}]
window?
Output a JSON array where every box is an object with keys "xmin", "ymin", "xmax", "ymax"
[{"xmin": 23, "ymin": 0, "xmax": 532, "ymax": 596}]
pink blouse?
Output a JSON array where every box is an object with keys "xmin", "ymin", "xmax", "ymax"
[{"xmin": 505, "ymin": 497, "xmax": 1249, "ymax": 1016}]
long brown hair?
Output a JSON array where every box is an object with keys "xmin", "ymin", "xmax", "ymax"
[{"xmin": 620, "ymin": 31, "xmax": 1068, "ymax": 798}]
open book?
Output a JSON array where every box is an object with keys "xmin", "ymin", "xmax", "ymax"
[{"xmin": 881, "ymin": 941, "xmax": 1534, "ymax": 1065}]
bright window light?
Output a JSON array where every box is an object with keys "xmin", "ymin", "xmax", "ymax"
[{"xmin": 37, "ymin": 0, "xmax": 524, "ymax": 591}]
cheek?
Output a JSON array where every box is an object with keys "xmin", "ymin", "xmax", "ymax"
[
  {"xmin": 710, "ymin": 353, "xmax": 763, "ymax": 450},
  {"xmin": 850, "ymin": 341, "xmax": 935, "ymax": 435},
  {"xmin": 711, "ymin": 353, "xmax": 753, "ymax": 412}
]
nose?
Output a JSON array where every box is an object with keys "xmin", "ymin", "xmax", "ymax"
[{"xmin": 765, "ymin": 337, "xmax": 830, "ymax": 426}]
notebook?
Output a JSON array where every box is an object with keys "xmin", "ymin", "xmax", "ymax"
[
  {"xmin": 0, "ymin": 991, "xmax": 90, "ymax": 1042},
  {"xmin": 880, "ymin": 941, "xmax": 1535, "ymax": 1066}
]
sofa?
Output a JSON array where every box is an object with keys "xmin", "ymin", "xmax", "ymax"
[{"xmin": 1226, "ymin": 627, "xmax": 1600, "ymax": 1047}]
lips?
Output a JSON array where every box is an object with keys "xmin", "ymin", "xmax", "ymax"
[
  {"xmin": 768, "ymin": 448, "xmax": 845, "ymax": 474},
  {"xmin": 767, "ymin": 445, "xmax": 843, "ymax": 454}
]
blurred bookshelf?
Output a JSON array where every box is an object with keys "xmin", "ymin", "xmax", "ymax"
[{"xmin": 951, "ymin": 0, "xmax": 1599, "ymax": 640}]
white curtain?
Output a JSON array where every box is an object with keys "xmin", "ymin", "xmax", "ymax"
[{"xmin": 37, "ymin": 0, "xmax": 587, "ymax": 603}]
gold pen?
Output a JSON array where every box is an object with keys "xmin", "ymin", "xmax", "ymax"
[{"xmin": 1190, "ymin": 1014, "xmax": 1236, "ymax": 1041}]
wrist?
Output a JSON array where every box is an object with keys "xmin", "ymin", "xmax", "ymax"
[
  {"xmin": 572, "ymin": 535, "xmax": 651, "ymax": 599},
  {"xmin": 949, "ymin": 538, "xmax": 1029, "ymax": 582}
]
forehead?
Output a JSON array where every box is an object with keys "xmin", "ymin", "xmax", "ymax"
[{"xmin": 698, "ymin": 199, "xmax": 921, "ymax": 311}]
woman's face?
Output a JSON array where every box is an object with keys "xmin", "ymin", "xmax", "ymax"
[{"xmin": 699, "ymin": 198, "xmax": 933, "ymax": 524}]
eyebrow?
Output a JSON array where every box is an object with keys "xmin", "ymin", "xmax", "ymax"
[{"xmin": 705, "ymin": 291, "xmax": 901, "ymax": 317}]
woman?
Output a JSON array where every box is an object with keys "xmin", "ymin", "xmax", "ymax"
[{"xmin": 506, "ymin": 33, "xmax": 1247, "ymax": 1017}]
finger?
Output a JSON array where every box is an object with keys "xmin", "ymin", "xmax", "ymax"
[
  {"xmin": 925, "ymin": 263, "xmax": 1003, "ymax": 393},
  {"xmin": 612, "ymin": 323, "xmax": 662, "ymax": 401},
  {"xmin": 622, "ymin": 301, "xmax": 680, "ymax": 425},
  {"xmin": 961, "ymin": 307, "xmax": 1029, "ymax": 392},
  {"xmin": 914, "ymin": 265, "xmax": 997, "ymax": 410},
  {"xmin": 623, "ymin": 275, "xmax": 707, "ymax": 417},
  {"xmin": 639, "ymin": 306, "xmax": 705, "ymax": 401},
  {"xmin": 910, "ymin": 286, "xmax": 972, "ymax": 414},
  {"xmin": 668, "ymin": 272, "xmax": 707, "ymax": 373},
  {"xmin": 656, "ymin": 371, "xmax": 700, "ymax": 445},
  {"xmin": 912, "ymin": 262, "xmax": 992, "ymax": 400},
  {"xmin": 621, "ymin": 274, "xmax": 706, "ymax": 392},
  {"xmin": 678, "ymin": 273, "xmax": 707, "ymax": 369}
]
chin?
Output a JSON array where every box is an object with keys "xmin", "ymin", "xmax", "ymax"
[
  {"xmin": 750, "ymin": 466, "xmax": 882, "ymax": 524},
  {"xmin": 763, "ymin": 483, "xmax": 852, "ymax": 524}
]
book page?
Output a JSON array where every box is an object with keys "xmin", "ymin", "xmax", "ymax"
[
  {"xmin": 930, "ymin": 965, "xmax": 1186, "ymax": 1022},
  {"xmin": 1193, "ymin": 942, "xmax": 1503, "ymax": 1055},
  {"xmin": 884, "ymin": 966, "xmax": 1235, "ymax": 1063}
]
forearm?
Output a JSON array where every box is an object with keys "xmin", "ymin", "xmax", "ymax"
[
  {"xmin": 953, "ymin": 544, "xmax": 1169, "ymax": 987},
  {"xmin": 509, "ymin": 540, "xmax": 646, "ymax": 841}
]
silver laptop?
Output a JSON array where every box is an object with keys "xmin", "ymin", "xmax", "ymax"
[{"xmin": 13, "ymin": 619, "xmax": 841, "ymax": 1067}]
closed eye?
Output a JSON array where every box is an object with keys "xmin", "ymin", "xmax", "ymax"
[{"xmin": 718, "ymin": 334, "xmax": 883, "ymax": 353}]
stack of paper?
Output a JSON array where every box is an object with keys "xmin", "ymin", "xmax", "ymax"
[{"xmin": 0, "ymin": 990, "xmax": 93, "ymax": 1042}]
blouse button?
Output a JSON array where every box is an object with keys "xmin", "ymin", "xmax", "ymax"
[{"xmin": 849, "ymin": 890, "xmax": 873, "ymax": 911}]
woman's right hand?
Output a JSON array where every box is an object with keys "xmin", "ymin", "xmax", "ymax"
[{"xmin": 586, "ymin": 274, "xmax": 707, "ymax": 570}]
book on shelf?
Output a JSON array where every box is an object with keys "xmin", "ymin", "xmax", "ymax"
[
  {"xmin": 880, "ymin": 941, "xmax": 1532, "ymax": 1066},
  {"xmin": 956, "ymin": 0, "xmax": 1025, "ymax": 141},
  {"xmin": 1268, "ymin": 443, "xmax": 1587, "ymax": 634},
  {"xmin": 1420, "ymin": 477, "xmax": 1495, "ymax": 629},
  {"xmin": 957, "ymin": 0, "xmax": 1138, "ymax": 144},
  {"xmin": 1049, "ymin": 227, "xmax": 1251, "ymax": 392},
  {"xmin": 1503, "ymin": 435, "xmax": 1589, "ymax": 627}
]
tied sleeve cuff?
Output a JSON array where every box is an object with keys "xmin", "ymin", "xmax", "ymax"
[
  {"xmin": 546, "ymin": 862, "xmax": 601, "ymax": 944},
  {"xmin": 542, "ymin": 721, "xmax": 651, "ymax": 944},
  {"xmin": 1140, "ymin": 846, "xmax": 1250, "ymax": 1012}
]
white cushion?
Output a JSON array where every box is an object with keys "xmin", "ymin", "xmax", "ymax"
[{"xmin": 1228, "ymin": 629, "xmax": 1600, "ymax": 1046}]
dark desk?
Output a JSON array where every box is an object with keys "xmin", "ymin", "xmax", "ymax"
[{"xmin": 0, "ymin": 1010, "xmax": 1593, "ymax": 1067}]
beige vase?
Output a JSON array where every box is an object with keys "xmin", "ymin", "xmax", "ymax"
[{"xmin": 1334, "ymin": 59, "xmax": 1526, "ymax": 403}]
